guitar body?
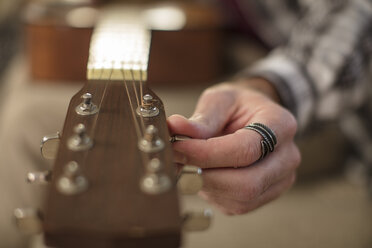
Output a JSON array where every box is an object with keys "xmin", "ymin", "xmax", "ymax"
[{"xmin": 44, "ymin": 81, "xmax": 181, "ymax": 248}]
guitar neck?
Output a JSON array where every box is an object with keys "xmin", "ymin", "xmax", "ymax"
[{"xmin": 87, "ymin": 6, "xmax": 150, "ymax": 82}]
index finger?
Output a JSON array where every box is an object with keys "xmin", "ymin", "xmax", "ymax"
[{"xmin": 173, "ymin": 126, "xmax": 281, "ymax": 168}]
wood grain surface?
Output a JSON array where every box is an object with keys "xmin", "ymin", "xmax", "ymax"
[{"xmin": 43, "ymin": 80, "xmax": 181, "ymax": 248}]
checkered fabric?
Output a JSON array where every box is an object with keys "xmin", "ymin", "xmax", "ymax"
[{"xmin": 228, "ymin": 0, "xmax": 372, "ymax": 193}]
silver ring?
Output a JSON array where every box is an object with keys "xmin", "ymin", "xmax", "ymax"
[{"xmin": 244, "ymin": 123, "xmax": 277, "ymax": 161}]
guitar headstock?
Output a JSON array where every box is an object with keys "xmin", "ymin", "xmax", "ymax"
[{"xmin": 42, "ymin": 80, "xmax": 181, "ymax": 247}]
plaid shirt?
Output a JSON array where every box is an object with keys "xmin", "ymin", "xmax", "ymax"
[{"xmin": 228, "ymin": 0, "xmax": 372, "ymax": 188}]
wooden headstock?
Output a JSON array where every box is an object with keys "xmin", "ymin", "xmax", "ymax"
[{"xmin": 43, "ymin": 80, "xmax": 181, "ymax": 248}]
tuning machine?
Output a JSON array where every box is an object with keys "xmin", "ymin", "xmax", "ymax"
[
  {"xmin": 136, "ymin": 94, "xmax": 159, "ymax": 117},
  {"xmin": 140, "ymin": 158, "xmax": 171, "ymax": 194},
  {"xmin": 138, "ymin": 125, "xmax": 164, "ymax": 153},
  {"xmin": 182, "ymin": 209, "xmax": 213, "ymax": 232},
  {"xmin": 13, "ymin": 208, "xmax": 43, "ymax": 235},
  {"xmin": 177, "ymin": 165, "xmax": 203, "ymax": 195},
  {"xmin": 67, "ymin": 124, "xmax": 93, "ymax": 151},
  {"xmin": 75, "ymin": 93, "xmax": 99, "ymax": 116},
  {"xmin": 56, "ymin": 161, "xmax": 88, "ymax": 195},
  {"xmin": 40, "ymin": 132, "xmax": 60, "ymax": 160}
]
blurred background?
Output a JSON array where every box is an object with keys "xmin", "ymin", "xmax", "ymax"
[{"xmin": 0, "ymin": 0, "xmax": 371, "ymax": 247}]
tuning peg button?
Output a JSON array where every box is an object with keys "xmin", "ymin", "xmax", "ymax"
[
  {"xmin": 40, "ymin": 132, "xmax": 60, "ymax": 160},
  {"xmin": 57, "ymin": 161, "xmax": 88, "ymax": 195},
  {"xmin": 183, "ymin": 209, "xmax": 213, "ymax": 232},
  {"xmin": 178, "ymin": 165, "xmax": 203, "ymax": 195},
  {"xmin": 67, "ymin": 124, "xmax": 93, "ymax": 151},
  {"xmin": 26, "ymin": 171, "xmax": 51, "ymax": 185},
  {"xmin": 13, "ymin": 208, "xmax": 43, "ymax": 235}
]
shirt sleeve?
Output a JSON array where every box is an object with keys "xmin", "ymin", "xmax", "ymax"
[{"xmin": 245, "ymin": 0, "xmax": 372, "ymax": 131}]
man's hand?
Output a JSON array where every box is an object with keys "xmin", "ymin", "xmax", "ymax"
[{"xmin": 167, "ymin": 79, "xmax": 301, "ymax": 215}]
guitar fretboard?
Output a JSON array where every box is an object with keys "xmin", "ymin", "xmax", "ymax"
[{"xmin": 87, "ymin": 6, "xmax": 150, "ymax": 81}]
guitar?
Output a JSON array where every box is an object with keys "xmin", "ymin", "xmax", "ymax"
[{"xmin": 15, "ymin": 5, "xmax": 211, "ymax": 247}]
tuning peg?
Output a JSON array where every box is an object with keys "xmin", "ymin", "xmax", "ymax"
[
  {"xmin": 56, "ymin": 161, "xmax": 88, "ymax": 195},
  {"xmin": 26, "ymin": 171, "xmax": 52, "ymax": 185},
  {"xmin": 177, "ymin": 165, "xmax": 203, "ymax": 195},
  {"xmin": 182, "ymin": 209, "xmax": 213, "ymax": 232},
  {"xmin": 136, "ymin": 94, "xmax": 159, "ymax": 117},
  {"xmin": 13, "ymin": 208, "xmax": 43, "ymax": 235},
  {"xmin": 140, "ymin": 158, "xmax": 171, "ymax": 194},
  {"xmin": 40, "ymin": 132, "xmax": 60, "ymax": 160},
  {"xmin": 75, "ymin": 92, "xmax": 99, "ymax": 116},
  {"xmin": 138, "ymin": 125, "xmax": 164, "ymax": 153},
  {"xmin": 67, "ymin": 124, "xmax": 93, "ymax": 151}
]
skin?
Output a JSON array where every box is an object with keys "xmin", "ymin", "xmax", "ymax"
[{"xmin": 167, "ymin": 78, "xmax": 301, "ymax": 215}]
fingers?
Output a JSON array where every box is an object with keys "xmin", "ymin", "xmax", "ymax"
[
  {"xmin": 167, "ymin": 115, "xmax": 207, "ymax": 139},
  {"xmin": 172, "ymin": 129, "xmax": 258, "ymax": 167},
  {"xmin": 168, "ymin": 83, "xmax": 301, "ymax": 215},
  {"xmin": 168, "ymin": 84, "xmax": 298, "ymax": 169},
  {"xmin": 170, "ymin": 100, "xmax": 297, "ymax": 169},
  {"xmin": 168, "ymin": 85, "xmax": 239, "ymax": 139},
  {"xmin": 172, "ymin": 118, "xmax": 296, "ymax": 168},
  {"xmin": 199, "ymin": 143, "xmax": 300, "ymax": 200}
]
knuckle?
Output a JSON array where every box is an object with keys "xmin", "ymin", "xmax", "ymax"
[
  {"xmin": 280, "ymin": 109, "xmax": 298, "ymax": 137},
  {"xmin": 290, "ymin": 144, "xmax": 302, "ymax": 169},
  {"xmin": 201, "ymin": 87, "xmax": 216, "ymax": 97},
  {"xmin": 202, "ymin": 84, "xmax": 238, "ymax": 101},
  {"xmin": 286, "ymin": 114, "xmax": 298, "ymax": 136},
  {"xmin": 231, "ymin": 206, "xmax": 250, "ymax": 215},
  {"xmin": 201, "ymin": 86, "xmax": 224, "ymax": 99},
  {"xmin": 225, "ymin": 203, "xmax": 250, "ymax": 216},
  {"xmin": 290, "ymin": 173, "xmax": 297, "ymax": 185}
]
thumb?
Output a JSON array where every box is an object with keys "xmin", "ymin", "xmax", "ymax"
[{"xmin": 168, "ymin": 87, "xmax": 238, "ymax": 139}]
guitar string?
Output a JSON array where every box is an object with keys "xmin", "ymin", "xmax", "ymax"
[
  {"xmin": 85, "ymin": 57, "xmax": 106, "ymax": 139},
  {"xmin": 88, "ymin": 62, "xmax": 113, "ymax": 144},
  {"xmin": 84, "ymin": 63, "xmax": 114, "ymax": 207},
  {"xmin": 122, "ymin": 65, "xmax": 150, "ymax": 168},
  {"xmin": 78, "ymin": 61, "xmax": 112, "ymax": 182},
  {"xmin": 121, "ymin": 65, "xmax": 143, "ymax": 139},
  {"xmin": 140, "ymin": 68, "xmax": 144, "ymax": 106},
  {"xmin": 131, "ymin": 70, "xmax": 141, "ymax": 108},
  {"xmin": 130, "ymin": 68, "xmax": 145, "ymax": 132}
]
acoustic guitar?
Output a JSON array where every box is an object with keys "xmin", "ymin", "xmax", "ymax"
[{"xmin": 14, "ymin": 5, "xmax": 211, "ymax": 248}]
